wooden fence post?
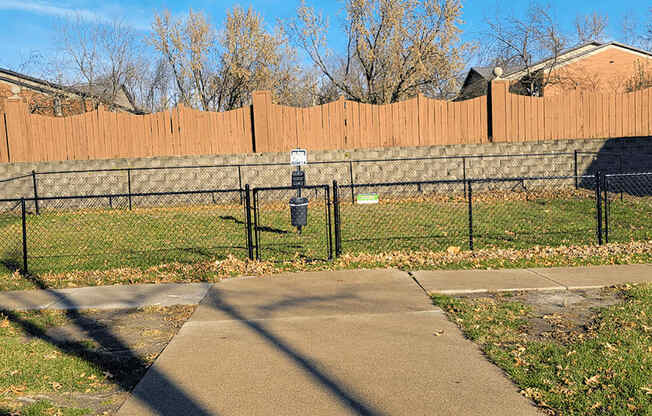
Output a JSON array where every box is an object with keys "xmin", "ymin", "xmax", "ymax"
[
  {"xmin": 490, "ymin": 80, "xmax": 509, "ymax": 142},
  {"xmin": 4, "ymin": 99, "xmax": 29, "ymax": 162},
  {"xmin": 0, "ymin": 103, "xmax": 9, "ymax": 163},
  {"xmin": 252, "ymin": 91, "xmax": 272, "ymax": 153}
]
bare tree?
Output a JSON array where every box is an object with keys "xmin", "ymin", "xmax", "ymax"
[
  {"xmin": 56, "ymin": 15, "xmax": 141, "ymax": 110},
  {"xmin": 124, "ymin": 57, "xmax": 175, "ymax": 113},
  {"xmin": 289, "ymin": 0, "xmax": 471, "ymax": 104},
  {"xmin": 150, "ymin": 9, "xmax": 216, "ymax": 110},
  {"xmin": 217, "ymin": 6, "xmax": 298, "ymax": 110},
  {"xmin": 623, "ymin": 59, "xmax": 652, "ymax": 92},
  {"xmin": 481, "ymin": 2, "xmax": 566, "ymax": 96},
  {"xmin": 574, "ymin": 12, "xmax": 609, "ymax": 44},
  {"xmin": 622, "ymin": 9, "xmax": 652, "ymax": 50},
  {"xmin": 150, "ymin": 7, "xmax": 298, "ymax": 111}
]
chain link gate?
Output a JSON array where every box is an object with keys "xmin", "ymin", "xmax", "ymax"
[
  {"xmin": 603, "ymin": 172, "xmax": 652, "ymax": 244},
  {"xmin": 250, "ymin": 185, "xmax": 333, "ymax": 261}
]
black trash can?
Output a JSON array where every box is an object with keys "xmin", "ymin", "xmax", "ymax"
[{"xmin": 290, "ymin": 197, "xmax": 308, "ymax": 228}]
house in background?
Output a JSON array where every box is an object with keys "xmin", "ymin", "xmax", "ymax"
[
  {"xmin": 0, "ymin": 67, "xmax": 138, "ymax": 116},
  {"xmin": 458, "ymin": 41, "xmax": 652, "ymax": 100}
]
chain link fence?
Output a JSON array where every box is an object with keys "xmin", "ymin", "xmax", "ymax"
[
  {"xmin": 1, "ymin": 171, "xmax": 650, "ymax": 276},
  {"xmin": 1, "ymin": 189, "xmax": 247, "ymax": 275},
  {"xmin": 604, "ymin": 173, "xmax": 652, "ymax": 244},
  {"xmin": 253, "ymin": 185, "xmax": 332, "ymax": 262},
  {"xmin": 4, "ymin": 150, "xmax": 648, "ymax": 204},
  {"xmin": 470, "ymin": 176, "xmax": 598, "ymax": 249},
  {"xmin": 336, "ymin": 180, "xmax": 468, "ymax": 254}
]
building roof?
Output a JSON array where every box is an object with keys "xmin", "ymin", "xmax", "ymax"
[
  {"xmin": 458, "ymin": 40, "xmax": 652, "ymax": 98},
  {"xmin": 500, "ymin": 41, "xmax": 652, "ymax": 79},
  {"xmin": 0, "ymin": 67, "xmax": 138, "ymax": 113}
]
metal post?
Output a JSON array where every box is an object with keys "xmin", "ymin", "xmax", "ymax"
[
  {"xmin": 595, "ymin": 171, "xmax": 603, "ymax": 245},
  {"xmin": 618, "ymin": 154, "xmax": 624, "ymax": 202},
  {"xmin": 244, "ymin": 185, "xmax": 254, "ymax": 260},
  {"xmin": 238, "ymin": 165, "xmax": 243, "ymax": 205},
  {"xmin": 333, "ymin": 180, "xmax": 342, "ymax": 257},
  {"xmin": 21, "ymin": 198, "xmax": 28, "ymax": 274},
  {"xmin": 127, "ymin": 169, "xmax": 133, "ymax": 210},
  {"xmin": 467, "ymin": 180, "xmax": 474, "ymax": 251},
  {"xmin": 325, "ymin": 186, "xmax": 333, "ymax": 260},
  {"xmin": 253, "ymin": 190, "xmax": 260, "ymax": 260},
  {"xmin": 296, "ymin": 165, "xmax": 302, "ymax": 234},
  {"xmin": 573, "ymin": 150, "xmax": 579, "ymax": 189},
  {"xmin": 462, "ymin": 157, "xmax": 467, "ymax": 199},
  {"xmin": 349, "ymin": 160, "xmax": 355, "ymax": 204},
  {"xmin": 603, "ymin": 177, "xmax": 609, "ymax": 244},
  {"xmin": 31, "ymin": 170, "xmax": 40, "ymax": 215}
]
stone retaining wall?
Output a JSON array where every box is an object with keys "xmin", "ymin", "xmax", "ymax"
[{"xmin": 1, "ymin": 137, "xmax": 650, "ymax": 203}]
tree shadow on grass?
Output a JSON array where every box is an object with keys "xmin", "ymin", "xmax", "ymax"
[
  {"xmin": 219, "ymin": 215, "xmax": 289, "ymax": 234},
  {"xmin": 1, "ymin": 272, "xmax": 215, "ymax": 416}
]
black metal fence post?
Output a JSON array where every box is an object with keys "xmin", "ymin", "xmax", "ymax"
[
  {"xmin": 21, "ymin": 198, "xmax": 28, "ymax": 274},
  {"xmin": 573, "ymin": 150, "xmax": 578, "ymax": 189},
  {"xmin": 325, "ymin": 186, "xmax": 333, "ymax": 260},
  {"xmin": 244, "ymin": 184, "xmax": 254, "ymax": 260},
  {"xmin": 467, "ymin": 180, "xmax": 474, "ymax": 251},
  {"xmin": 31, "ymin": 170, "xmax": 40, "ymax": 215},
  {"xmin": 618, "ymin": 154, "xmax": 624, "ymax": 202},
  {"xmin": 253, "ymin": 189, "xmax": 260, "ymax": 260},
  {"xmin": 349, "ymin": 160, "xmax": 355, "ymax": 204},
  {"xmin": 238, "ymin": 165, "xmax": 244, "ymax": 205},
  {"xmin": 595, "ymin": 171, "xmax": 603, "ymax": 245},
  {"xmin": 332, "ymin": 180, "xmax": 342, "ymax": 257},
  {"xmin": 603, "ymin": 176, "xmax": 609, "ymax": 244},
  {"xmin": 127, "ymin": 168, "xmax": 133, "ymax": 210},
  {"xmin": 462, "ymin": 157, "xmax": 467, "ymax": 199}
]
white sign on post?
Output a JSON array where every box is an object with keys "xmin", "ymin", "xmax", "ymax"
[{"xmin": 290, "ymin": 149, "xmax": 307, "ymax": 166}]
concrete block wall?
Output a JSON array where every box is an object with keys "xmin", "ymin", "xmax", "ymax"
[{"xmin": 0, "ymin": 137, "xmax": 650, "ymax": 203}]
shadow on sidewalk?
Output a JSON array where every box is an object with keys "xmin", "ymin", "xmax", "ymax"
[
  {"xmin": 1, "ymin": 272, "xmax": 216, "ymax": 416},
  {"xmin": 199, "ymin": 287, "xmax": 387, "ymax": 416}
]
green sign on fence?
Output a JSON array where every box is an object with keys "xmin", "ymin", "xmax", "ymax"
[{"xmin": 356, "ymin": 193, "xmax": 379, "ymax": 205}]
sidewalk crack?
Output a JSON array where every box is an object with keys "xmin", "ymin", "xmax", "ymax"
[
  {"xmin": 525, "ymin": 269, "xmax": 568, "ymax": 290},
  {"xmin": 407, "ymin": 271, "xmax": 430, "ymax": 296}
]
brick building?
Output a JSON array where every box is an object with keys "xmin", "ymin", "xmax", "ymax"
[
  {"xmin": 458, "ymin": 41, "xmax": 652, "ymax": 99},
  {"xmin": 0, "ymin": 67, "xmax": 138, "ymax": 116}
]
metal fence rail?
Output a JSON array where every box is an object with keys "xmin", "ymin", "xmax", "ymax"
[
  {"xmin": 1, "ymin": 171, "xmax": 650, "ymax": 276},
  {"xmin": 604, "ymin": 172, "xmax": 652, "ymax": 244},
  {"xmin": 252, "ymin": 185, "xmax": 332, "ymax": 262},
  {"xmin": 0, "ymin": 189, "xmax": 247, "ymax": 275},
  {"xmin": 2, "ymin": 149, "xmax": 647, "ymax": 205},
  {"xmin": 333, "ymin": 174, "xmax": 602, "ymax": 256}
]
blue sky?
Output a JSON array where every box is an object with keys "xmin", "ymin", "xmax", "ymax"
[{"xmin": 0, "ymin": 0, "xmax": 647, "ymax": 72}]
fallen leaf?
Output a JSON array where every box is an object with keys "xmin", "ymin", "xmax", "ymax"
[
  {"xmin": 585, "ymin": 375, "xmax": 601, "ymax": 386},
  {"xmin": 446, "ymin": 246, "xmax": 461, "ymax": 255}
]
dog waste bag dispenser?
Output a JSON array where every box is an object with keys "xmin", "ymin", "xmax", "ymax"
[
  {"xmin": 290, "ymin": 149, "xmax": 308, "ymax": 233},
  {"xmin": 290, "ymin": 197, "xmax": 308, "ymax": 229}
]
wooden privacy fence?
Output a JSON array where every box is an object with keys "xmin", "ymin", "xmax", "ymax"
[
  {"xmin": 489, "ymin": 82, "xmax": 652, "ymax": 142},
  {"xmin": 0, "ymin": 81, "xmax": 650, "ymax": 163}
]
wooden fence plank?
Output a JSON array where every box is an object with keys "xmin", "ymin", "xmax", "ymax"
[{"xmin": 2, "ymin": 85, "xmax": 652, "ymax": 163}]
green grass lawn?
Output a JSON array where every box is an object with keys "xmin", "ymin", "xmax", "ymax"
[
  {"xmin": 433, "ymin": 284, "xmax": 652, "ymax": 415},
  {"xmin": 0, "ymin": 191, "xmax": 650, "ymax": 276},
  {"xmin": 0, "ymin": 310, "xmax": 104, "ymax": 415}
]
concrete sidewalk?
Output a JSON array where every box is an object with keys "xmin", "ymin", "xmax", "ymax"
[
  {"xmin": 118, "ymin": 269, "xmax": 540, "ymax": 416},
  {"xmin": 1, "ymin": 264, "xmax": 648, "ymax": 312},
  {"xmin": 413, "ymin": 264, "xmax": 652, "ymax": 294},
  {"xmin": 0, "ymin": 283, "xmax": 212, "ymax": 311},
  {"xmin": 1, "ymin": 264, "xmax": 649, "ymax": 415}
]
